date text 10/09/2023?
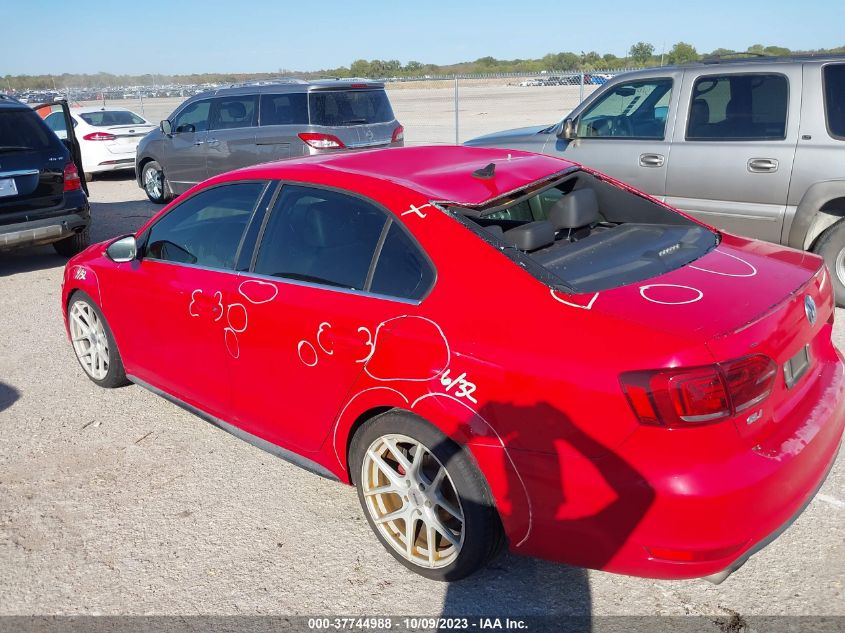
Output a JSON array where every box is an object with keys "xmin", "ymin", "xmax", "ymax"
[{"xmin": 307, "ymin": 617, "xmax": 529, "ymax": 631}]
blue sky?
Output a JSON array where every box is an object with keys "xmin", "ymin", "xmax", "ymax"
[{"xmin": 3, "ymin": 0, "xmax": 843, "ymax": 75}]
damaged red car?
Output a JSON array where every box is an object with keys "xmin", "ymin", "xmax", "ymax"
[{"xmin": 62, "ymin": 146, "xmax": 844, "ymax": 582}]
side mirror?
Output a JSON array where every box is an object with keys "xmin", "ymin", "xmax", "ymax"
[
  {"xmin": 160, "ymin": 119, "xmax": 172, "ymax": 135},
  {"xmin": 558, "ymin": 118, "xmax": 577, "ymax": 140},
  {"xmin": 106, "ymin": 235, "xmax": 137, "ymax": 263}
]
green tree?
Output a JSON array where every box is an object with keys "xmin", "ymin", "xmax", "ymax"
[
  {"xmin": 667, "ymin": 41, "xmax": 699, "ymax": 65},
  {"xmin": 629, "ymin": 41, "xmax": 654, "ymax": 65}
]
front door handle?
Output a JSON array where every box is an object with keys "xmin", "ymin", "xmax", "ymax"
[
  {"xmin": 193, "ymin": 140, "xmax": 206, "ymax": 146},
  {"xmin": 748, "ymin": 158, "xmax": 779, "ymax": 173},
  {"xmin": 206, "ymin": 138, "xmax": 220, "ymax": 147},
  {"xmin": 639, "ymin": 153, "xmax": 665, "ymax": 168}
]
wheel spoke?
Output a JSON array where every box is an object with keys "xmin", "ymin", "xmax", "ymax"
[
  {"xmin": 435, "ymin": 493, "xmax": 463, "ymax": 521},
  {"xmin": 432, "ymin": 516, "xmax": 460, "ymax": 548},
  {"xmin": 363, "ymin": 482, "xmax": 400, "ymax": 497},
  {"xmin": 374, "ymin": 507, "xmax": 407, "ymax": 525},
  {"xmin": 405, "ymin": 515, "xmax": 417, "ymax": 559},
  {"xmin": 429, "ymin": 465, "xmax": 446, "ymax": 492},
  {"xmin": 366, "ymin": 449, "xmax": 405, "ymax": 489},
  {"xmin": 71, "ymin": 313, "xmax": 89, "ymax": 334},
  {"xmin": 426, "ymin": 523, "xmax": 436, "ymax": 567},
  {"xmin": 383, "ymin": 437, "xmax": 414, "ymax": 474}
]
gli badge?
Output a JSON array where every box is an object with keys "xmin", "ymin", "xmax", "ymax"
[{"xmin": 804, "ymin": 295, "xmax": 817, "ymax": 326}]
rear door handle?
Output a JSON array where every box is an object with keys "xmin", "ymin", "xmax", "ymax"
[
  {"xmin": 639, "ymin": 153, "xmax": 665, "ymax": 168},
  {"xmin": 206, "ymin": 138, "xmax": 220, "ymax": 147},
  {"xmin": 748, "ymin": 158, "xmax": 779, "ymax": 173},
  {"xmin": 193, "ymin": 140, "xmax": 205, "ymax": 146}
]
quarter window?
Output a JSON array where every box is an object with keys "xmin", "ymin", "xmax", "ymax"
[
  {"xmin": 172, "ymin": 99, "xmax": 211, "ymax": 134},
  {"xmin": 687, "ymin": 74, "xmax": 788, "ymax": 140},
  {"xmin": 824, "ymin": 64, "xmax": 845, "ymax": 139},
  {"xmin": 260, "ymin": 93, "xmax": 309, "ymax": 126},
  {"xmin": 145, "ymin": 182, "xmax": 264, "ymax": 269},
  {"xmin": 211, "ymin": 95, "xmax": 258, "ymax": 130},
  {"xmin": 577, "ymin": 79, "xmax": 673, "ymax": 139},
  {"xmin": 370, "ymin": 223, "xmax": 434, "ymax": 300}
]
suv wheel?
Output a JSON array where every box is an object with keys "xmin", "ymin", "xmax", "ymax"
[
  {"xmin": 812, "ymin": 220, "xmax": 845, "ymax": 307},
  {"xmin": 142, "ymin": 160, "xmax": 168, "ymax": 204},
  {"xmin": 53, "ymin": 227, "xmax": 90, "ymax": 257},
  {"xmin": 67, "ymin": 291, "xmax": 129, "ymax": 388},
  {"xmin": 349, "ymin": 411, "xmax": 504, "ymax": 581}
]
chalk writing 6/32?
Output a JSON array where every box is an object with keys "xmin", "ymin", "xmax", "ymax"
[{"xmin": 440, "ymin": 369, "xmax": 478, "ymax": 403}]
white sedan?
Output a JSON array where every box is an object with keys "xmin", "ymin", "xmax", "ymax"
[{"xmin": 43, "ymin": 106, "xmax": 155, "ymax": 177}]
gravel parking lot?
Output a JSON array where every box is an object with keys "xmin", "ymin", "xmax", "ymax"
[{"xmin": 0, "ymin": 90, "xmax": 843, "ymax": 622}]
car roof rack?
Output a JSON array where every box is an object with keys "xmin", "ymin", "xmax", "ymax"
[{"xmin": 694, "ymin": 52, "xmax": 845, "ymax": 65}]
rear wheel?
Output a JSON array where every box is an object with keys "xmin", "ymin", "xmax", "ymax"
[
  {"xmin": 350, "ymin": 411, "xmax": 503, "ymax": 581},
  {"xmin": 67, "ymin": 291, "xmax": 129, "ymax": 388},
  {"xmin": 142, "ymin": 160, "xmax": 168, "ymax": 204},
  {"xmin": 812, "ymin": 220, "xmax": 845, "ymax": 307},
  {"xmin": 53, "ymin": 227, "xmax": 90, "ymax": 257}
]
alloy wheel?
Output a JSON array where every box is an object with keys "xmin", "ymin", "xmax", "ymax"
[
  {"xmin": 144, "ymin": 166, "xmax": 162, "ymax": 199},
  {"xmin": 69, "ymin": 300, "xmax": 109, "ymax": 380}
]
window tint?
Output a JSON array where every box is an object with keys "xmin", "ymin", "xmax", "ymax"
[
  {"xmin": 172, "ymin": 99, "xmax": 211, "ymax": 134},
  {"xmin": 254, "ymin": 186, "xmax": 387, "ymax": 290},
  {"xmin": 687, "ymin": 74, "xmax": 788, "ymax": 140},
  {"xmin": 145, "ymin": 182, "xmax": 263, "ymax": 269},
  {"xmin": 370, "ymin": 223, "xmax": 434, "ymax": 300},
  {"xmin": 79, "ymin": 110, "xmax": 146, "ymax": 126},
  {"xmin": 211, "ymin": 95, "xmax": 258, "ymax": 130},
  {"xmin": 45, "ymin": 112, "xmax": 68, "ymax": 136},
  {"xmin": 260, "ymin": 93, "xmax": 309, "ymax": 126},
  {"xmin": 824, "ymin": 64, "xmax": 845, "ymax": 139},
  {"xmin": 0, "ymin": 109, "xmax": 59, "ymax": 150},
  {"xmin": 309, "ymin": 90, "xmax": 394, "ymax": 126},
  {"xmin": 578, "ymin": 79, "xmax": 672, "ymax": 139}
]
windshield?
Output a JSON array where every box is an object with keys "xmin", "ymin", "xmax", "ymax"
[
  {"xmin": 309, "ymin": 90, "xmax": 394, "ymax": 126},
  {"xmin": 0, "ymin": 109, "xmax": 59, "ymax": 151},
  {"xmin": 79, "ymin": 110, "xmax": 147, "ymax": 126}
]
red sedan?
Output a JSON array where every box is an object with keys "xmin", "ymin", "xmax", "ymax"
[{"xmin": 62, "ymin": 146, "xmax": 844, "ymax": 582}]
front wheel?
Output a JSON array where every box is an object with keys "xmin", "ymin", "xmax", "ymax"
[
  {"xmin": 812, "ymin": 220, "xmax": 845, "ymax": 307},
  {"xmin": 350, "ymin": 411, "xmax": 503, "ymax": 581},
  {"xmin": 67, "ymin": 291, "xmax": 129, "ymax": 388},
  {"xmin": 141, "ymin": 160, "xmax": 168, "ymax": 204}
]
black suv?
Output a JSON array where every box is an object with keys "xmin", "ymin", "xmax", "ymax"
[{"xmin": 0, "ymin": 96, "xmax": 90, "ymax": 256}]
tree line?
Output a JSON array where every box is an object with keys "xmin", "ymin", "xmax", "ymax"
[{"xmin": 5, "ymin": 43, "xmax": 844, "ymax": 90}]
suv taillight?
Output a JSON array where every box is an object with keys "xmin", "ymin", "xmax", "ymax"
[
  {"xmin": 620, "ymin": 354, "xmax": 777, "ymax": 427},
  {"xmin": 63, "ymin": 163, "xmax": 81, "ymax": 192},
  {"xmin": 298, "ymin": 133, "xmax": 346, "ymax": 149},
  {"xmin": 83, "ymin": 131, "xmax": 116, "ymax": 141},
  {"xmin": 391, "ymin": 125, "xmax": 404, "ymax": 143}
]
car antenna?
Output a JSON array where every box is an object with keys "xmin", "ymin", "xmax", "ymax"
[{"xmin": 472, "ymin": 163, "xmax": 496, "ymax": 180}]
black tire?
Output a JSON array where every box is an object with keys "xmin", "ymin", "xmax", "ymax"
[
  {"xmin": 349, "ymin": 411, "xmax": 504, "ymax": 581},
  {"xmin": 812, "ymin": 220, "xmax": 845, "ymax": 307},
  {"xmin": 53, "ymin": 227, "xmax": 90, "ymax": 257},
  {"xmin": 141, "ymin": 160, "xmax": 169, "ymax": 204},
  {"xmin": 66, "ymin": 290, "xmax": 130, "ymax": 389}
]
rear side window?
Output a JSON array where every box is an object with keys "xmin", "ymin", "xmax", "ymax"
[
  {"xmin": 145, "ymin": 182, "xmax": 264, "ymax": 269},
  {"xmin": 370, "ymin": 223, "xmax": 434, "ymax": 300},
  {"xmin": 172, "ymin": 99, "xmax": 211, "ymax": 134},
  {"xmin": 0, "ymin": 109, "xmax": 59, "ymax": 151},
  {"xmin": 79, "ymin": 111, "xmax": 145, "ymax": 126},
  {"xmin": 211, "ymin": 95, "xmax": 258, "ymax": 130},
  {"xmin": 687, "ymin": 74, "xmax": 788, "ymax": 140},
  {"xmin": 824, "ymin": 64, "xmax": 845, "ymax": 139},
  {"xmin": 260, "ymin": 93, "xmax": 309, "ymax": 126},
  {"xmin": 254, "ymin": 185, "xmax": 387, "ymax": 290},
  {"xmin": 309, "ymin": 90, "xmax": 394, "ymax": 126}
]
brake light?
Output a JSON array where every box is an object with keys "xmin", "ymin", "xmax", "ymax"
[
  {"xmin": 391, "ymin": 125, "xmax": 404, "ymax": 143},
  {"xmin": 83, "ymin": 131, "xmax": 116, "ymax": 141},
  {"xmin": 620, "ymin": 354, "xmax": 777, "ymax": 427},
  {"xmin": 298, "ymin": 132, "xmax": 346, "ymax": 149},
  {"xmin": 63, "ymin": 163, "xmax": 81, "ymax": 192}
]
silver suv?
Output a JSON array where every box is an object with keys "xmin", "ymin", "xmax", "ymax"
[
  {"xmin": 136, "ymin": 79, "xmax": 403, "ymax": 204},
  {"xmin": 466, "ymin": 55, "xmax": 845, "ymax": 304}
]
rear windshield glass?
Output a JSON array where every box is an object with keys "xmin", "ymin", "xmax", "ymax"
[
  {"xmin": 0, "ymin": 109, "xmax": 60, "ymax": 152},
  {"xmin": 79, "ymin": 111, "xmax": 146, "ymax": 126},
  {"xmin": 824, "ymin": 63, "xmax": 845, "ymax": 139},
  {"xmin": 309, "ymin": 90, "xmax": 394, "ymax": 126},
  {"xmin": 450, "ymin": 170, "xmax": 717, "ymax": 294}
]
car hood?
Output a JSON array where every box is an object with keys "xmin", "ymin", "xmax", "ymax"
[{"xmin": 464, "ymin": 124, "xmax": 551, "ymax": 147}]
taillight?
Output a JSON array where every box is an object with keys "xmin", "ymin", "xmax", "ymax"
[
  {"xmin": 620, "ymin": 354, "xmax": 777, "ymax": 427},
  {"xmin": 63, "ymin": 163, "xmax": 81, "ymax": 192},
  {"xmin": 391, "ymin": 125, "xmax": 404, "ymax": 143},
  {"xmin": 83, "ymin": 131, "xmax": 116, "ymax": 141},
  {"xmin": 298, "ymin": 133, "xmax": 345, "ymax": 149}
]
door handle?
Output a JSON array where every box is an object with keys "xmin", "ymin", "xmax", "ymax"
[
  {"xmin": 206, "ymin": 138, "xmax": 220, "ymax": 147},
  {"xmin": 193, "ymin": 140, "xmax": 206, "ymax": 146},
  {"xmin": 748, "ymin": 158, "xmax": 779, "ymax": 173},
  {"xmin": 639, "ymin": 153, "xmax": 665, "ymax": 168}
]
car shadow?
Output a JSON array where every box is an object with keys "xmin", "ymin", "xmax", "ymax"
[{"xmin": 0, "ymin": 381, "xmax": 20, "ymax": 413}]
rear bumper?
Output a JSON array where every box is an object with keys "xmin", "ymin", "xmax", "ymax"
[{"xmin": 0, "ymin": 209, "xmax": 89, "ymax": 250}]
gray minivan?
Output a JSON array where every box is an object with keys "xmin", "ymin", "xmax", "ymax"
[
  {"xmin": 466, "ymin": 55, "xmax": 845, "ymax": 304},
  {"xmin": 136, "ymin": 79, "xmax": 403, "ymax": 204}
]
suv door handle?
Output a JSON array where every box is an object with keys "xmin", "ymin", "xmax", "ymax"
[
  {"xmin": 193, "ymin": 140, "xmax": 206, "ymax": 146},
  {"xmin": 639, "ymin": 153, "xmax": 665, "ymax": 167},
  {"xmin": 748, "ymin": 158, "xmax": 779, "ymax": 173},
  {"xmin": 206, "ymin": 138, "xmax": 220, "ymax": 147}
]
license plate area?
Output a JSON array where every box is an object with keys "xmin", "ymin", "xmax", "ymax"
[
  {"xmin": 0, "ymin": 177, "xmax": 19, "ymax": 198},
  {"xmin": 784, "ymin": 345, "xmax": 811, "ymax": 389}
]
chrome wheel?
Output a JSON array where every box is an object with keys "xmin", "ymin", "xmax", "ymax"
[
  {"xmin": 69, "ymin": 300, "xmax": 109, "ymax": 380},
  {"xmin": 144, "ymin": 165, "xmax": 163, "ymax": 199},
  {"xmin": 835, "ymin": 247, "xmax": 845, "ymax": 287},
  {"xmin": 361, "ymin": 434, "xmax": 464, "ymax": 569}
]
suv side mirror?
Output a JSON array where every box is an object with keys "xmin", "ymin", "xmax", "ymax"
[
  {"xmin": 558, "ymin": 118, "xmax": 577, "ymax": 140},
  {"xmin": 106, "ymin": 235, "xmax": 137, "ymax": 263},
  {"xmin": 160, "ymin": 119, "xmax": 172, "ymax": 135}
]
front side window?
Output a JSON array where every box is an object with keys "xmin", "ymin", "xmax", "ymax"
[
  {"xmin": 824, "ymin": 63, "xmax": 845, "ymax": 139},
  {"xmin": 309, "ymin": 90, "xmax": 395, "ymax": 127},
  {"xmin": 687, "ymin": 74, "xmax": 788, "ymax": 140},
  {"xmin": 578, "ymin": 79, "xmax": 673, "ymax": 139},
  {"xmin": 260, "ymin": 93, "xmax": 309, "ymax": 126},
  {"xmin": 254, "ymin": 185, "xmax": 388, "ymax": 290},
  {"xmin": 211, "ymin": 95, "xmax": 258, "ymax": 130},
  {"xmin": 171, "ymin": 99, "xmax": 211, "ymax": 134},
  {"xmin": 145, "ymin": 182, "xmax": 264, "ymax": 269}
]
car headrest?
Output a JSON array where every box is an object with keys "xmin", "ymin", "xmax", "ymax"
[
  {"xmin": 547, "ymin": 189, "xmax": 600, "ymax": 230},
  {"xmin": 690, "ymin": 98, "xmax": 710, "ymax": 126},
  {"xmin": 223, "ymin": 101, "xmax": 247, "ymax": 120},
  {"xmin": 503, "ymin": 221, "xmax": 556, "ymax": 251}
]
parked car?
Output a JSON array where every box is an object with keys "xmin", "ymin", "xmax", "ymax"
[
  {"xmin": 466, "ymin": 55, "xmax": 845, "ymax": 304},
  {"xmin": 63, "ymin": 146, "xmax": 844, "ymax": 583},
  {"xmin": 42, "ymin": 106, "xmax": 155, "ymax": 177},
  {"xmin": 135, "ymin": 79, "xmax": 404, "ymax": 204},
  {"xmin": 0, "ymin": 96, "xmax": 90, "ymax": 255}
]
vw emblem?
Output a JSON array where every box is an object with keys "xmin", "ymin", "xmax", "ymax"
[{"xmin": 805, "ymin": 295, "xmax": 817, "ymax": 326}]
